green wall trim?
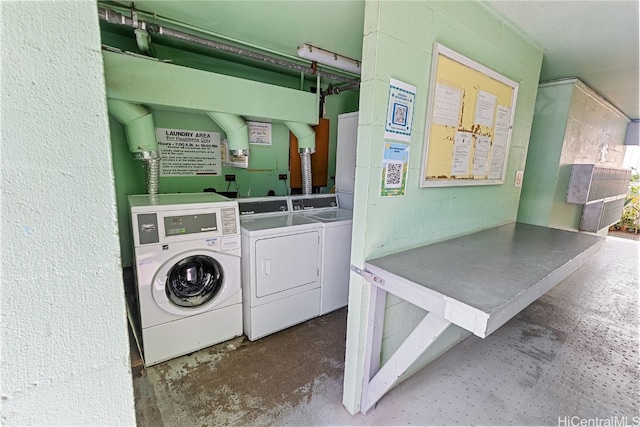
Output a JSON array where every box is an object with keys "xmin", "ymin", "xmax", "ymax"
[{"xmin": 103, "ymin": 51, "xmax": 319, "ymax": 124}]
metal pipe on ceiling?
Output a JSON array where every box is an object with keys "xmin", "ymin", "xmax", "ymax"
[{"xmin": 98, "ymin": 7, "xmax": 360, "ymax": 89}]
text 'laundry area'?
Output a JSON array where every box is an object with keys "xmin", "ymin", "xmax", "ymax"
[{"xmin": 2, "ymin": 1, "xmax": 638, "ymax": 426}]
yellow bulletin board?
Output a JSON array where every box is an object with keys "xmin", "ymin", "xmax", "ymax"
[{"xmin": 420, "ymin": 43, "xmax": 519, "ymax": 187}]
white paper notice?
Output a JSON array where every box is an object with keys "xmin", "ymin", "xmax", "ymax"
[
  {"xmin": 495, "ymin": 104, "xmax": 511, "ymax": 130},
  {"xmin": 156, "ymin": 128, "xmax": 221, "ymax": 176},
  {"xmin": 474, "ymin": 90, "xmax": 497, "ymax": 128},
  {"xmin": 472, "ymin": 135, "xmax": 491, "ymax": 176},
  {"xmin": 452, "ymin": 131, "xmax": 472, "ymax": 175},
  {"xmin": 384, "ymin": 78, "xmax": 416, "ymax": 142},
  {"xmin": 488, "ymin": 105, "xmax": 511, "ymax": 179},
  {"xmin": 247, "ymin": 121, "xmax": 272, "ymax": 145},
  {"xmin": 221, "ymin": 139, "xmax": 249, "ymax": 168},
  {"xmin": 432, "ymin": 82, "xmax": 461, "ymax": 127},
  {"xmin": 488, "ymin": 144, "xmax": 505, "ymax": 179}
]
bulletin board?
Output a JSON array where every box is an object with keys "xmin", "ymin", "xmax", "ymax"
[{"xmin": 420, "ymin": 43, "xmax": 519, "ymax": 187}]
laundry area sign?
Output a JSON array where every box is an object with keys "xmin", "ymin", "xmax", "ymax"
[{"xmin": 155, "ymin": 128, "xmax": 222, "ymax": 176}]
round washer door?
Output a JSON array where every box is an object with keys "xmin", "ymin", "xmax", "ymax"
[{"xmin": 152, "ymin": 250, "xmax": 240, "ymax": 316}]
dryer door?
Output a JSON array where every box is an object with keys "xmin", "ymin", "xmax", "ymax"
[
  {"xmin": 152, "ymin": 250, "xmax": 240, "ymax": 316},
  {"xmin": 255, "ymin": 230, "xmax": 320, "ymax": 297}
]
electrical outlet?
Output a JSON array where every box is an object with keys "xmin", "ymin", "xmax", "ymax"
[
  {"xmin": 514, "ymin": 170, "xmax": 524, "ymax": 187},
  {"xmin": 279, "ymin": 174, "xmax": 288, "ymax": 181},
  {"xmin": 225, "ymin": 174, "xmax": 236, "ymax": 182}
]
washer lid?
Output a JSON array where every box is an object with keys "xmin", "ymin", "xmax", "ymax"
[
  {"xmin": 306, "ymin": 209, "xmax": 353, "ymax": 222},
  {"xmin": 240, "ymin": 214, "xmax": 318, "ymax": 232}
]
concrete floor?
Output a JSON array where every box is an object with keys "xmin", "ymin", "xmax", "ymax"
[{"xmin": 128, "ymin": 236, "xmax": 639, "ymax": 426}]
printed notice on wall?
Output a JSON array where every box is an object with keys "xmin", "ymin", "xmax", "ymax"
[
  {"xmin": 452, "ymin": 131, "xmax": 472, "ymax": 176},
  {"xmin": 474, "ymin": 90, "xmax": 497, "ymax": 128},
  {"xmin": 221, "ymin": 139, "xmax": 249, "ymax": 168},
  {"xmin": 384, "ymin": 78, "xmax": 416, "ymax": 142},
  {"xmin": 380, "ymin": 141, "xmax": 410, "ymax": 197},
  {"xmin": 247, "ymin": 121, "xmax": 272, "ymax": 145},
  {"xmin": 472, "ymin": 135, "xmax": 491, "ymax": 176},
  {"xmin": 488, "ymin": 144, "xmax": 505, "ymax": 179},
  {"xmin": 156, "ymin": 128, "xmax": 221, "ymax": 176},
  {"xmin": 420, "ymin": 43, "xmax": 518, "ymax": 187},
  {"xmin": 432, "ymin": 82, "xmax": 461, "ymax": 127},
  {"xmin": 488, "ymin": 105, "xmax": 511, "ymax": 179}
]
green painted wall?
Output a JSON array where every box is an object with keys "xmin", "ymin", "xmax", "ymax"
[
  {"xmin": 101, "ymin": 25, "xmax": 359, "ymax": 266},
  {"xmin": 343, "ymin": 0, "xmax": 544, "ymax": 414},
  {"xmin": 517, "ymin": 79, "xmax": 630, "ymax": 231},
  {"xmin": 517, "ymin": 83, "xmax": 573, "ymax": 226}
]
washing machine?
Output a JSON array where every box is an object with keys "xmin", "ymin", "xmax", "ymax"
[
  {"xmin": 239, "ymin": 196, "xmax": 322, "ymax": 341},
  {"xmin": 290, "ymin": 194, "xmax": 353, "ymax": 314},
  {"xmin": 128, "ymin": 193, "xmax": 242, "ymax": 366}
]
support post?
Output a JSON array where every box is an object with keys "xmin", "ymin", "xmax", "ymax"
[
  {"xmin": 360, "ymin": 282, "xmax": 387, "ymax": 414},
  {"xmin": 361, "ymin": 312, "xmax": 452, "ymax": 414}
]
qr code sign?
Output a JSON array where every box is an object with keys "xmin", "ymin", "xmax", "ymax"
[
  {"xmin": 385, "ymin": 160, "xmax": 403, "ymax": 188},
  {"xmin": 392, "ymin": 103, "xmax": 407, "ymax": 126}
]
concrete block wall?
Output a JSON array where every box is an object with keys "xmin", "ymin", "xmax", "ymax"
[
  {"xmin": 343, "ymin": 0, "xmax": 543, "ymax": 414},
  {"xmin": 1, "ymin": 2, "xmax": 135, "ymax": 424}
]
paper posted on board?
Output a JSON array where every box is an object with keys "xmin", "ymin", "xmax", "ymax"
[
  {"xmin": 488, "ymin": 105, "xmax": 511, "ymax": 179},
  {"xmin": 432, "ymin": 82, "xmax": 461, "ymax": 127},
  {"xmin": 472, "ymin": 135, "xmax": 491, "ymax": 176},
  {"xmin": 474, "ymin": 90, "xmax": 497, "ymax": 128},
  {"xmin": 452, "ymin": 131, "xmax": 472, "ymax": 176}
]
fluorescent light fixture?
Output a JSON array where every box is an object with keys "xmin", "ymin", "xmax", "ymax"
[{"xmin": 297, "ymin": 43, "xmax": 361, "ymax": 75}]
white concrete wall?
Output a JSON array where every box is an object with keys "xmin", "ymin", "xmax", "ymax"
[{"xmin": 1, "ymin": 2, "xmax": 136, "ymax": 425}]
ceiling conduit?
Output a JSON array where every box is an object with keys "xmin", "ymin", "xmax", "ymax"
[
  {"xmin": 206, "ymin": 112, "xmax": 250, "ymax": 156},
  {"xmin": 98, "ymin": 7, "xmax": 360, "ymax": 89},
  {"xmin": 107, "ymin": 99, "xmax": 161, "ymax": 195},
  {"xmin": 285, "ymin": 122, "xmax": 316, "ymax": 195}
]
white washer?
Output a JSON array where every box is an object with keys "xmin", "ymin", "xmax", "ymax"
[
  {"xmin": 239, "ymin": 196, "xmax": 322, "ymax": 341},
  {"xmin": 290, "ymin": 194, "xmax": 353, "ymax": 314},
  {"xmin": 129, "ymin": 193, "xmax": 242, "ymax": 366}
]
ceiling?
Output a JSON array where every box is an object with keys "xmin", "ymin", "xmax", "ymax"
[
  {"xmin": 487, "ymin": 1, "xmax": 639, "ymax": 120},
  {"xmin": 105, "ymin": 1, "xmax": 638, "ymax": 120}
]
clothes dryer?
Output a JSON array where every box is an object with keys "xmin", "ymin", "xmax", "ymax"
[
  {"xmin": 239, "ymin": 196, "xmax": 322, "ymax": 341},
  {"xmin": 290, "ymin": 194, "xmax": 353, "ymax": 314},
  {"xmin": 128, "ymin": 193, "xmax": 242, "ymax": 366}
]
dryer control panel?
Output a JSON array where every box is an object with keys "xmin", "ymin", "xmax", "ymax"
[{"xmin": 290, "ymin": 194, "xmax": 338, "ymax": 211}]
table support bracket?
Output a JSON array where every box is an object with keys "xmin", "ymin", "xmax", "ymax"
[{"xmin": 353, "ymin": 265, "xmax": 453, "ymax": 414}]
